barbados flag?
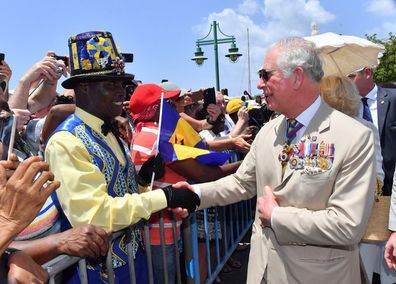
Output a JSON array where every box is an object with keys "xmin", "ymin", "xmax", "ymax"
[{"xmin": 159, "ymin": 101, "xmax": 230, "ymax": 166}]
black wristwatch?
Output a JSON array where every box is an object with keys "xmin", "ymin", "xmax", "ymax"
[{"xmin": 1, "ymin": 248, "xmax": 20, "ymax": 264}]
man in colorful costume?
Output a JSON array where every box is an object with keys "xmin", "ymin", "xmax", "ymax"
[{"xmin": 45, "ymin": 31, "xmax": 200, "ymax": 283}]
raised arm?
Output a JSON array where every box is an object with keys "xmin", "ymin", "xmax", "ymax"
[
  {"xmin": 0, "ymin": 156, "xmax": 60, "ymax": 254},
  {"xmin": 9, "ymin": 52, "xmax": 67, "ymax": 112}
]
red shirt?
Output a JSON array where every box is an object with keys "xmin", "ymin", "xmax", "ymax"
[{"xmin": 131, "ymin": 122, "xmax": 186, "ymax": 245}]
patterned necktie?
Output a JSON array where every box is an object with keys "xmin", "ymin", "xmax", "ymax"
[
  {"xmin": 286, "ymin": 119, "xmax": 304, "ymax": 144},
  {"xmin": 361, "ymin": 97, "xmax": 373, "ymax": 122}
]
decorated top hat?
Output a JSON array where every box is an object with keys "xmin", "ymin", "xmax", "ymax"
[{"xmin": 62, "ymin": 31, "xmax": 134, "ymax": 89}]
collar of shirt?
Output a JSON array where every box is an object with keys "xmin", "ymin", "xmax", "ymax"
[
  {"xmin": 365, "ymin": 85, "xmax": 378, "ymax": 102},
  {"xmin": 75, "ymin": 107, "xmax": 106, "ymax": 135},
  {"xmin": 291, "ymin": 95, "xmax": 321, "ymax": 141},
  {"xmin": 295, "ymin": 95, "xmax": 321, "ymax": 128},
  {"xmin": 75, "ymin": 107, "xmax": 126, "ymax": 165}
]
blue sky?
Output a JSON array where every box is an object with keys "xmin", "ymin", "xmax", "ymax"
[{"xmin": 2, "ymin": 0, "xmax": 396, "ymax": 98}]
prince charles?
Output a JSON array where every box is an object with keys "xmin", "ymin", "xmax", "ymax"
[{"xmin": 176, "ymin": 37, "xmax": 375, "ymax": 283}]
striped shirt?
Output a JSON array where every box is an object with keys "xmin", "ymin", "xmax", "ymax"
[{"xmin": 131, "ymin": 122, "xmax": 185, "ymax": 245}]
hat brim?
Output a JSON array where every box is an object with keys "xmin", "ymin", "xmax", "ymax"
[
  {"xmin": 163, "ymin": 89, "xmax": 181, "ymax": 100},
  {"xmin": 129, "ymin": 87, "xmax": 181, "ymax": 120},
  {"xmin": 61, "ymin": 73, "xmax": 135, "ymax": 89},
  {"xmin": 179, "ymin": 88, "xmax": 192, "ymax": 98}
]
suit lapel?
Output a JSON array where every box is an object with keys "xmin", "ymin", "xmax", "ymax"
[
  {"xmin": 377, "ymin": 87, "xmax": 389, "ymax": 139},
  {"xmin": 272, "ymin": 117, "xmax": 287, "ymax": 184}
]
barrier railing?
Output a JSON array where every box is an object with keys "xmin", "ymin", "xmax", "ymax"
[
  {"xmin": 43, "ymin": 198, "xmax": 254, "ymax": 284},
  {"xmin": 42, "ymin": 151, "xmax": 255, "ymax": 284}
]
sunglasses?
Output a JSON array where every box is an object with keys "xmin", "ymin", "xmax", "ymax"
[{"xmin": 258, "ymin": 68, "xmax": 279, "ymax": 81}]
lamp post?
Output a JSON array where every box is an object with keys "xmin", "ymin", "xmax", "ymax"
[{"xmin": 191, "ymin": 21, "xmax": 242, "ymax": 91}]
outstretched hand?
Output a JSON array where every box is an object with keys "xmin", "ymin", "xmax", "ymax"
[
  {"xmin": 232, "ymin": 135, "xmax": 251, "ymax": 153},
  {"xmin": 170, "ymin": 181, "xmax": 196, "ymax": 218},
  {"xmin": 23, "ymin": 54, "xmax": 66, "ymax": 85},
  {"xmin": 0, "ymin": 156, "xmax": 60, "ymax": 234},
  {"xmin": 162, "ymin": 182, "xmax": 200, "ymax": 214}
]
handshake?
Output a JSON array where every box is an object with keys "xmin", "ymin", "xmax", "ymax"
[
  {"xmin": 138, "ymin": 154, "xmax": 200, "ymax": 214},
  {"xmin": 161, "ymin": 185, "xmax": 200, "ymax": 214}
]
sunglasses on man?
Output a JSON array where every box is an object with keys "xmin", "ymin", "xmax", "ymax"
[{"xmin": 258, "ymin": 68, "xmax": 279, "ymax": 81}]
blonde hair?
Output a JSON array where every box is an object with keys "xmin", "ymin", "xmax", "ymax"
[{"xmin": 320, "ymin": 75, "xmax": 360, "ymax": 117}]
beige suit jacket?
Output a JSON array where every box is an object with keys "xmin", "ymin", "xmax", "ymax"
[{"xmin": 199, "ymin": 102, "xmax": 376, "ymax": 284}]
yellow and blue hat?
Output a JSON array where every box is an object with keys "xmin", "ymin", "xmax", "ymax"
[
  {"xmin": 62, "ymin": 31, "xmax": 134, "ymax": 89},
  {"xmin": 226, "ymin": 98, "xmax": 243, "ymax": 114}
]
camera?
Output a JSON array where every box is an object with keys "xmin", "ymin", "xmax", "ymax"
[
  {"xmin": 121, "ymin": 53, "xmax": 133, "ymax": 63},
  {"xmin": 248, "ymin": 104, "xmax": 275, "ymax": 129},
  {"xmin": 53, "ymin": 55, "xmax": 69, "ymax": 67},
  {"xmin": 0, "ymin": 53, "xmax": 4, "ymax": 64}
]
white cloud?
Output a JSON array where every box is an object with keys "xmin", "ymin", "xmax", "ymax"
[
  {"xmin": 263, "ymin": 0, "xmax": 335, "ymax": 33},
  {"xmin": 364, "ymin": 0, "xmax": 396, "ymax": 38},
  {"xmin": 237, "ymin": 0, "xmax": 260, "ymax": 15},
  {"xmin": 367, "ymin": 0, "xmax": 396, "ymax": 17},
  {"xmin": 191, "ymin": 0, "xmax": 335, "ymax": 96}
]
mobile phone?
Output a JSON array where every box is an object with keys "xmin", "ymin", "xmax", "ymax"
[
  {"xmin": 203, "ymin": 87, "xmax": 216, "ymax": 109},
  {"xmin": 121, "ymin": 53, "xmax": 134, "ymax": 63},
  {"xmin": 0, "ymin": 53, "xmax": 6, "ymax": 91},
  {"xmin": 53, "ymin": 55, "xmax": 69, "ymax": 67}
]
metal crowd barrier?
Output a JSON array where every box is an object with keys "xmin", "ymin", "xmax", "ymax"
[{"xmin": 42, "ymin": 152, "xmax": 255, "ymax": 284}]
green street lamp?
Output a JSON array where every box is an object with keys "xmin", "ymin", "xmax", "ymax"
[
  {"xmin": 191, "ymin": 20, "xmax": 242, "ymax": 91},
  {"xmin": 191, "ymin": 47, "xmax": 207, "ymax": 66}
]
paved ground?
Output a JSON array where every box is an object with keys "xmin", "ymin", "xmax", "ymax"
[
  {"xmin": 213, "ymin": 234, "xmax": 383, "ymax": 284},
  {"xmin": 216, "ymin": 232, "xmax": 251, "ymax": 284}
]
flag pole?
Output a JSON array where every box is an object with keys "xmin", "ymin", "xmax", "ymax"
[
  {"xmin": 7, "ymin": 115, "xmax": 17, "ymax": 160},
  {"xmin": 150, "ymin": 92, "xmax": 165, "ymax": 189}
]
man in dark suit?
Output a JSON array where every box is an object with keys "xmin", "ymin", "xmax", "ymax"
[
  {"xmin": 349, "ymin": 67, "xmax": 396, "ymax": 283},
  {"xmin": 348, "ymin": 67, "xmax": 396, "ymax": 196}
]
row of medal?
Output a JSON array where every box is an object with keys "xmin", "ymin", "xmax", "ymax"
[{"xmin": 279, "ymin": 140, "xmax": 335, "ymax": 172}]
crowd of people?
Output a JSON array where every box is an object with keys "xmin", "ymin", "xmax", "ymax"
[{"xmin": 0, "ymin": 30, "xmax": 395, "ymax": 284}]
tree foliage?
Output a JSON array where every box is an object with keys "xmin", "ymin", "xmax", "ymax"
[{"xmin": 366, "ymin": 33, "xmax": 396, "ymax": 83}]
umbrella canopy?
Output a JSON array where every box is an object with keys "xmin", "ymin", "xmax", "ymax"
[{"xmin": 304, "ymin": 32, "xmax": 385, "ymax": 76}]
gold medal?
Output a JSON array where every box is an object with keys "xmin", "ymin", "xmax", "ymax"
[{"xmin": 290, "ymin": 157, "xmax": 298, "ymax": 169}]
